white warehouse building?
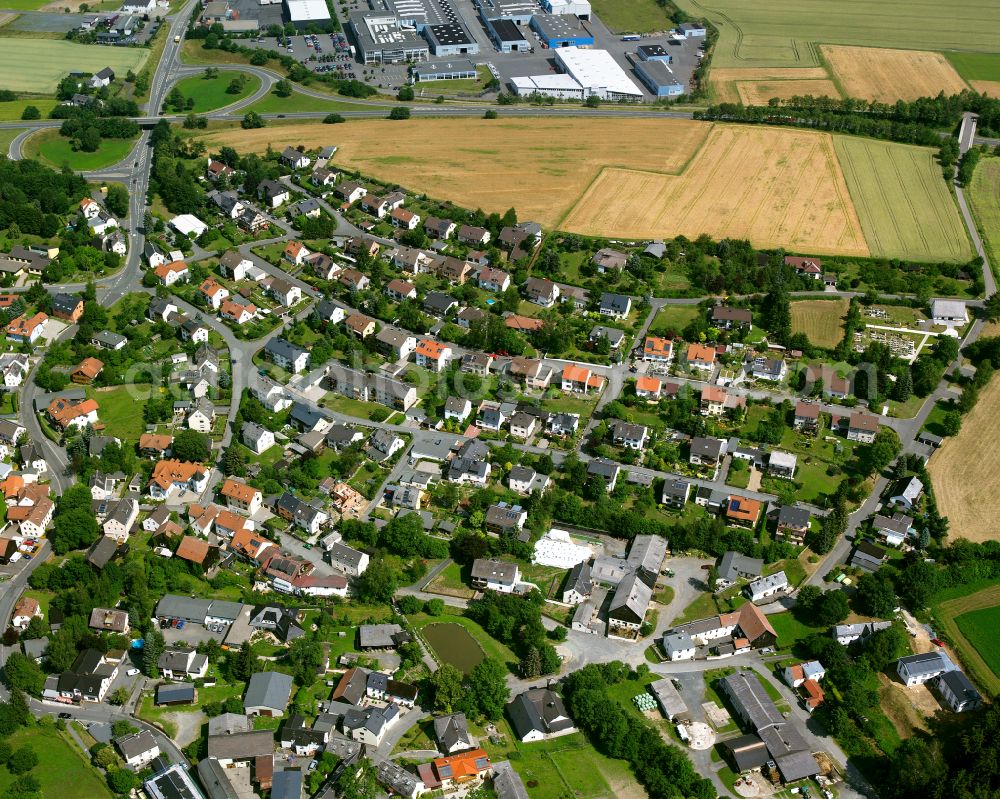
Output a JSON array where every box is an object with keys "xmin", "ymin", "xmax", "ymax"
[
  {"xmin": 512, "ymin": 47, "xmax": 644, "ymax": 101},
  {"xmin": 543, "ymin": 0, "xmax": 591, "ymax": 17}
]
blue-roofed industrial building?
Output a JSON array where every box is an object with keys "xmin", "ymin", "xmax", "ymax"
[
  {"xmin": 633, "ymin": 59, "xmax": 684, "ymax": 97},
  {"xmin": 529, "ymin": 13, "xmax": 594, "ymax": 48}
]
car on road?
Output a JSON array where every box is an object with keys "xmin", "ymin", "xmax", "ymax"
[{"xmin": 58, "ymin": 712, "xmax": 72, "ymax": 719}]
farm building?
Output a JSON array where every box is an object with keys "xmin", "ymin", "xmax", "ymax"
[
  {"xmin": 632, "ymin": 59, "xmax": 684, "ymax": 97},
  {"xmin": 413, "ymin": 59, "xmax": 477, "ymax": 81},
  {"xmin": 530, "ymin": 13, "xmax": 594, "ymax": 47}
]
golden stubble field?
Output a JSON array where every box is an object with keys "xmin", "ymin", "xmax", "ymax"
[
  {"xmin": 928, "ymin": 374, "xmax": 1000, "ymax": 543},
  {"xmin": 200, "ymin": 117, "xmax": 710, "ymax": 227},
  {"xmin": 561, "ymin": 125, "xmax": 870, "ymax": 256},
  {"xmin": 709, "ymin": 67, "xmax": 835, "ymax": 103},
  {"xmin": 821, "ymin": 45, "xmax": 970, "ymax": 102},
  {"xmin": 790, "ymin": 298, "xmax": 850, "ymax": 349},
  {"xmin": 737, "ymin": 79, "xmax": 840, "ymax": 106}
]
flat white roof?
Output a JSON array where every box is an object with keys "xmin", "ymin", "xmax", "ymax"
[
  {"xmin": 554, "ymin": 46, "xmax": 643, "ymax": 97},
  {"xmin": 511, "ymin": 73, "xmax": 583, "ymax": 92},
  {"xmin": 169, "ymin": 214, "xmax": 207, "ymax": 237},
  {"xmin": 286, "ymin": 0, "xmax": 330, "ymax": 21}
]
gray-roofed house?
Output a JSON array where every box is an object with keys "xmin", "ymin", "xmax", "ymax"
[
  {"xmin": 562, "ymin": 561, "xmax": 592, "ymax": 605},
  {"xmin": 607, "ymin": 572, "xmax": 652, "ymax": 634},
  {"xmin": 937, "ymin": 668, "xmax": 982, "ymax": 712},
  {"xmin": 270, "ymin": 768, "xmax": 303, "ymax": 799},
  {"xmin": 599, "ymin": 292, "xmax": 631, "ymax": 319},
  {"xmin": 775, "ymin": 505, "xmax": 811, "ymax": 545},
  {"xmin": 434, "ymin": 713, "xmax": 475, "ymax": 754},
  {"xmin": 116, "ymin": 730, "xmax": 160, "ymax": 769},
  {"xmin": 897, "ymin": 650, "xmax": 955, "ymax": 687},
  {"xmin": 850, "ymin": 540, "xmax": 888, "ymax": 573},
  {"xmin": 492, "ymin": 760, "xmax": 529, "ymax": 799},
  {"xmin": 358, "ymin": 623, "xmax": 407, "ymax": 650},
  {"xmin": 718, "ymin": 551, "xmax": 764, "ymax": 583},
  {"xmin": 507, "ymin": 688, "xmax": 575, "ymax": 742},
  {"xmin": 471, "ymin": 559, "xmax": 520, "ymax": 593},
  {"xmin": 244, "ymin": 671, "xmax": 294, "ymax": 717},
  {"xmin": 586, "ymin": 458, "xmax": 620, "ymax": 491}
]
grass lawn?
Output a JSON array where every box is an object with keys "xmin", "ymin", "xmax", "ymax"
[
  {"xmin": 180, "ymin": 40, "xmax": 253, "ymax": 66},
  {"xmin": 323, "ymin": 394, "xmax": 388, "ymax": 421},
  {"xmin": 0, "ymin": 128, "xmax": 24, "ymax": 156},
  {"xmin": 246, "ymin": 89, "xmax": 386, "ymax": 115},
  {"xmin": 886, "ymin": 393, "xmax": 926, "ymax": 420},
  {"xmin": 671, "ymin": 590, "xmax": 720, "ymax": 626},
  {"xmin": 172, "ymin": 72, "xmax": 261, "ymax": 113},
  {"xmin": 589, "ymin": 0, "xmax": 673, "ymax": 32},
  {"xmin": 425, "ymin": 560, "xmax": 475, "ymax": 599},
  {"xmin": 478, "ymin": 722, "xmax": 636, "ymax": 799},
  {"xmin": 648, "ymin": 304, "xmax": 701, "ymax": 337},
  {"xmin": 0, "ymin": 724, "xmax": 112, "ymax": 799},
  {"xmin": 769, "ymin": 610, "xmax": 824, "ymax": 652},
  {"xmin": 726, "ymin": 459, "xmax": 751, "ymax": 489},
  {"xmin": 139, "ymin": 680, "xmax": 244, "ymax": 728},
  {"xmin": 24, "ymin": 129, "xmax": 135, "ymax": 171},
  {"xmin": 86, "ymin": 384, "xmax": 153, "ymax": 441},
  {"xmin": 0, "ymin": 98, "xmax": 58, "ymax": 121}
]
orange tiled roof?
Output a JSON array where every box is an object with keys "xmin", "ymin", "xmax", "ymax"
[
  {"xmin": 153, "ymin": 261, "xmax": 187, "ymax": 280},
  {"xmin": 139, "ymin": 433, "xmax": 173, "ymax": 451},
  {"xmin": 149, "ymin": 459, "xmax": 204, "ymax": 490},
  {"xmin": 47, "ymin": 398, "xmax": 98, "ymax": 427},
  {"xmin": 562, "ymin": 364, "xmax": 592, "ymax": 383},
  {"xmin": 687, "ymin": 343, "xmax": 717, "ymax": 363},
  {"xmin": 635, "ymin": 375, "xmax": 662, "ymax": 393},
  {"xmin": 74, "ymin": 357, "xmax": 104, "ymax": 379},
  {"xmin": 221, "ymin": 478, "xmax": 260, "ymax": 504},
  {"xmin": 643, "ymin": 336, "xmax": 672, "ymax": 357},
  {"xmin": 416, "ymin": 339, "xmax": 448, "ymax": 359},
  {"xmin": 701, "ymin": 386, "xmax": 727, "ymax": 403},
  {"xmin": 726, "ymin": 495, "xmax": 762, "ymax": 523},
  {"xmin": 7, "ymin": 312, "xmax": 47, "ymax": 337}
]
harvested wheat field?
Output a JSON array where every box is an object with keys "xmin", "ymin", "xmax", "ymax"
[
  {"xmin": 821, "ymin": 45, "xmax": 969, "ymax": 102},
  {"xmin": 971, "ymin": 80, "xmax": 1000, "ymax": 98},
  {"xmin": 709, "ymin": 67, "xmax": 832, "ymax": 103},
  {"xmin": 929, "ymin": 375, "xmax": 1000, "ymax": 544},
  {"xmin": 790, "ymin": 298, "xmax": 849, "ymax": 349},
  {"xmin": 198, "ymin": 117, "xmax": 709, "ymax": 227},
  {"xmin": 562, "ymin": 125, "xmax": 869, "ymax": 256},
  {"xmin": 737, "ymin": 79, "xmax": 840, "ymax": 106}
]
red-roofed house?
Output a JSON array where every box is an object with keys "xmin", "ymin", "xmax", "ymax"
[
  {"xmin": 415, "ymin": 340, "xmax": 452, "ymax": 372},
  {"xmin": 561, "ymin": 365, "xmax": 604, "ymax": 394}
]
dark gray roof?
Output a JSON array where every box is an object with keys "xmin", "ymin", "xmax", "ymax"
[
  {"xmin": 608, "ymin": 572, "xmax": 652, "ymax": 624},
  {"xmin": 433, "ymin": 712, "xmax": 472, "ymax": 752},
  {"xmin": 600, "ymin": 292, "xmax": 631, "ymax": 313},
  {"xmin": 156, "ymin": 683, "xmax": 196, "ymax": 704},
  {"xmin": 270, "ymin": 768, "xmax": 303, "ymax": 799},
  {"xmin": 244, "ymin": 671, "xmax": 293, "ymax": 712},
  {"xmin": 720, "ymin": 671, "xmax": 784, "ymax": 732},
  {"xmin": 722, "ymin": 734, "xmax": 769, "ymax": 772},
  {"xmin": 564, "ymin": 561, "xmax": 592, "ymax": 597},
  {"xmin": 939, "ymin": 669, "xmax": 980, "ymax": 705},
  {"xmin": 777, "ymin": 505, "xmax": 811, "ymax": 529},
  {"xmin": 719, "ymin": 551, "xmax": 763, "ymax": 582},
  {"xmin": 507, "ymin": 688, "xmax": 573, "ymax": 739}
]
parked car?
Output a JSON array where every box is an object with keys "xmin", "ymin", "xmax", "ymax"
[{"xmin": 126, "ymin": 668, "xmax": 140, "ymax": 677}]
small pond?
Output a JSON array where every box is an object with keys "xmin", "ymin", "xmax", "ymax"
[{"xmin": 422, "ymin": 622, "xmax": 486, "ymax": 674}]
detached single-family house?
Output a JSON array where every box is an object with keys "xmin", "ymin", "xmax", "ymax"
[
  {"xmin": 686, "ymin": 343, "xmax": 716, "ymax": 371},
  {"xmin": 471, "ymin": 559, "xmax": 520, "ymax": 593},
  {"xmin": 280, "ymin": 146, "xmax": 311, "ymax": 170},
  {"xmin": 599, "ymin": 292, "xmax": 631, "ymax": 319}
]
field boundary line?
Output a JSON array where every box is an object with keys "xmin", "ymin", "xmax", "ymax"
[{"xmin": 933, "ymin": 584, "xmax": 1000, "ymax": 697}]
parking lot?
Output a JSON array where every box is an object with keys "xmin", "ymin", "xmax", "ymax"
[{"xmin": 161, "ymin": 618, "xmax": 228, "ymax": 647}]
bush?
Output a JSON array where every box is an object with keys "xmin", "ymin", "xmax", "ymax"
[
  {"xmin": 7, "ymin": 745, "xmax": 37, "ymax": 775},
  {"xmin": 20, "ymin": 106, "xmax": 40, "ymax": 121},
  {"xmin": 483, "ymin": 109, "xmax": 498, "ymax": 119},
  {"xmin": 388, "ymin": 106, "xmax": 411, "ymax": 120},
  {"xmin": 322, "ymin": 113, "xmax": 345, "ymax": 124}
]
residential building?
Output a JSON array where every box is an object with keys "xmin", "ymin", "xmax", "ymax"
[
  {"xmin": 507, "ymin": 688, "xmax": 575, "ymax": 742},
  {"xmin": 712, "ymin": 306, "xmax": 752, "ymax": 329},
  {"xmin": 937, "ymin": 668, "xmax": 982, "ymax": 712},
  {"xmin": 524, "ymin": 277, "xmax": 559, "ymax": 307},
  {"xmin": 221, "ymin": 478, "xmax": 263, "ymax": 515},
  {"xmin": 775, "ymin": 506, "xmax": 811, "ymax": 545},
  {"xmin": 897, "ymin": 651, "xmax": 955, "ymax": 687},
  {"xmin": 415, "ymin": 339, "xmax": 452, "ymax": 372},
  {"xmin": 159, "ymin": 648, "xmax": 209, "ymax": 680},
  {"xmin": 148, "ymin": 460, "xmax": 208, "ymax": 500},
  {"xmin": 850, "ymin": 540, "xmax": 888, "ymax": 573},
  {"xmin": 471, "ymin": 559, "xmax": 520, "ymax": 593},
  {"xmin": 561, "ymin": 364, "xmax": 604, "ymax": 394},
  {"xmin": 752, "ymin": 357, "xmax": 786, "ymax": 382},
  {"xmin": 327, "ymin": 542, "xmax": 369, "ymax": 576},
  {"xmin": 116, "ymin": 730, "xmax": 160, "ymax": 770},
  {"xmin": 611, "ymin": 421, "xmax": 648, "ymax": 450},
  {"xmin": 244, "ymin": 671, "xmax": 294, "ymax": 716},
  {"xmin": 847, "ymin": 410, "xmax": 879, "ymax": 443},
  {"xmin": 599, "ymin": 292, "xmax": 631, "ymax": 318},
  {"xmin": 686, "ymin": 343, "xmax": 716, "ymax": 371},
  {"xmin": 793, "ymin": 401, "xmax": 821, "ymax": 432},
  {"xmin": 265, "ymin": 338, "xmax": 309, "ymax": 373},
  {"xmin": 607, "ymin": 572, "xmax": 652, "ymax": 634},
  {"xmin": 745, "ymin": 571, "xmax": 788, "ymax": 602}
]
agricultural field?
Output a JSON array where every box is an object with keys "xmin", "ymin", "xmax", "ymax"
[
  {"xmin": 589, "ymin": 0, "xmax": 672, "ymax": 33},
  {"xmin": 967, "ymin": 157, "xmax": 1000, "ymax": 271},
  {"xmin": 933, "ymin": 583, "xmax": 1000, "ymax": 697},
  {"xmin": 736, "ymin": 78, "xmax": 839, "ymax": 105},
  {"xmin": 23, "ymin": 128, "xmax": 136, "ymax": 170},
  {"xmin": 820, "ymin": 46, "xmax": 969, "ymax": 103},
  {"xmin": 790, "ymin": 298, "xmax": 849, "ymax": 349},
  {"xmin": 197, "ymin": 117, "xmax": 710, "ymax": 228},
  {"xmin": 709, "ymin": 67, "xmax": 834, "ymax": 103},
  {"xmin": 0, "ymin": 38, "xmax": 147, "ymax": 93},
  {"xmin": 562, "ymin": 125, "xmax": 870, "ymax": 256},
  {"xmin": 834, "ymin": 137, "xmax": 972, "ymax": 261},
  {"xmin": 676, "ymin": 0, "xmax": 1000, "ymax": 70},
  {"xmin": 171, "ymin": 71, "xmax": 261, "ymax": 113},
  {"xmin": 945, "ymin": 52, "xmax": 1000, "ymax": 83},
  {"xmin": 928, "ymin": 374, "xmax": 1000, "ymax": 543}
]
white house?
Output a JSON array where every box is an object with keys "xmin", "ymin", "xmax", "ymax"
[
  {"xmin": 663, "ymin": 631, "xmax": 696, "ymax": 662},
  {"xmin": 930, "ymin": 299, "xmax": 967, "ymax": 328},
  {"xmin": 242, "ymin": 422, "xmax": 276, "ymax": 454},
  {"xmin": 744, "ymin": 571, "xmax": 788, "ymax": 602},
  {"xmin": 897, "ymin": 651, "xmax": 955, "ymax": 687},
  {"xmin": 115, "ymin": 730, "xmax": 160, "ymax": 770}
]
